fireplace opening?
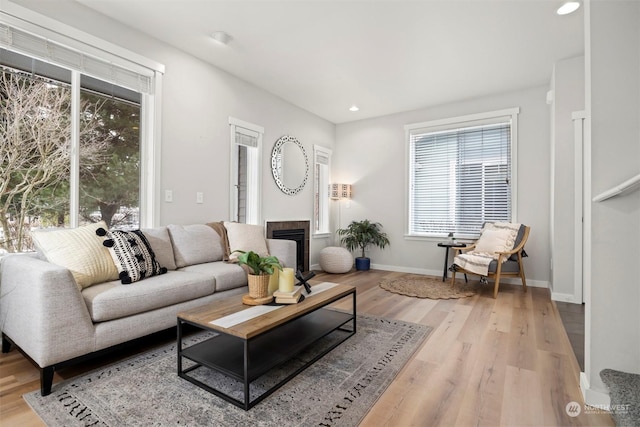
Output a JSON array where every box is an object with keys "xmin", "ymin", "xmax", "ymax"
[{"xmin": 266, "ymin": 221, "xmax": 309, "ymax": 273}]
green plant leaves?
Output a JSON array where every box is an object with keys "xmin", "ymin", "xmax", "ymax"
[
  {"xmin": 336, "ymin": 219, "xmax": 390, "ymax": 258},
  {"xmin": 233, "ymin": 250, "xmax": 282, "ymax": 276}
]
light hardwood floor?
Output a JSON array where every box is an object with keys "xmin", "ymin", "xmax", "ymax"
[{"xmin": 0, "ymin": 270, "xmax": 613, "ymax": 426}]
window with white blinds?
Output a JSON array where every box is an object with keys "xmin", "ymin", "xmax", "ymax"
[
  {"xmin": 0, "ymin": 23, "xmax": 154, "ymax": 94},
  {"xmin": 407, "ymin": 109, "xmax": 518, "ymax": 238},
  {"xmin": 234, "ymin": 127, "xmax": 258, "ymax": 224},
  {"xmin": 229, "ymin": 118, "xmax": 264, "ymax": 225},
  {"xmin": 313, "ymin": 145, "xmax": 332, "ymax": 235},
  {"xmin": 0, "ymin": 13, "xmax": 163, "ymax": 230}
]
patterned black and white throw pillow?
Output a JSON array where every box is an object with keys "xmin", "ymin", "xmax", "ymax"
[{"xmin": 96, "ymin": 228, "xmax": 167, "ymax": 284}]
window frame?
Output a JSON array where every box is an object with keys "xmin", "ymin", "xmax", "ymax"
[
  {"xmin": 404, "ymin": 107, "xmax": 520, "ymax": 240},
  {"xmin": 0, "ymin": 4, "xmax": 164, "ymax": 228},
  {"xmin": 313, "ymin": 145, "xmax": 332, "ymax": 237},
  {"xmin": 228, "ymin": 117, "xmax": 264, "ymax": 225}
]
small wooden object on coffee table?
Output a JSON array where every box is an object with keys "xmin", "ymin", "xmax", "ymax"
[{"xmin": 241, "ymin": 294, "xmax": 273, "ymax": 305}]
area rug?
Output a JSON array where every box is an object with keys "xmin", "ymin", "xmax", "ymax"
[
  {"xmin": 380, "ymin": 275, "xmax": 479, "ymax": 299},
  {"xmin": 24, "ymin": 314, "xmax": 431, "ymax": 427}
]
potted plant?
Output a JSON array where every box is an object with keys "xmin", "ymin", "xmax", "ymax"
[
  {"xmin": 234, "ymin": 250, "xmax": 283, "ymax": 299},
  {"xmin": 336, "ymin": 220, "xmax": 390, "ymax": 271}
]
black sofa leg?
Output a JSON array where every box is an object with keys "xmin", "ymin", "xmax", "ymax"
[
  {"xmin": 41, "ymin": 366, "xmax": 54, "ymax": 396},
  {"xmin": 2, "ymin": 334, "xmax": 11, "ymax": 353}
]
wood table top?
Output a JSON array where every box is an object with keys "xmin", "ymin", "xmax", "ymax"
[{"xmin": 177, "ymin": 282, "xmax": 355, "ymax": 340}]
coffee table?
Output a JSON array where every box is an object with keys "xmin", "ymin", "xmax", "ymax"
[{"xmin": 177, "ymin": 282, "xmax": 356, "ymax": 410}]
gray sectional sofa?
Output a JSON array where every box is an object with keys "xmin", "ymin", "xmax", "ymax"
[{"xmin": 0, "ymin": 222, "xmax": 296, "ymax": 395}]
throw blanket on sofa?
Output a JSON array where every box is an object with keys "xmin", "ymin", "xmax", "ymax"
[{"xmin": 453, "ymin": 222, "xmax": 521, "ymax": 276}]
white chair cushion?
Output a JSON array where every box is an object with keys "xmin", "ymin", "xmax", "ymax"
[{"xmin": 475, "ymin": 227, "xmax": 514, "ymax": 254}]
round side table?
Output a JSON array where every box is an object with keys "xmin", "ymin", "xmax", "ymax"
[{"xmin": 437, "ymin": 241, "xmax": 467, "ymax": 282}]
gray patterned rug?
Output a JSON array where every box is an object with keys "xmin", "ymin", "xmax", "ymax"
[{"xmin": 24, "ymin": 314, "xmax": 431, "ymax": 427}]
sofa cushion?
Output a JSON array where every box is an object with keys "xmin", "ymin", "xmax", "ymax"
[
  {"xmin": 82, "ymin": 270, "xmax": 215, "ymax": 322},
  {"xmin": 224, "ymin": 222, "xmax": 269, "ymax": 261},
  {"xmin": 180, "ymin": 262, "xmax": 248, "ymax": 292},
  {"xmin": 167, "ymin": 224, "xmax": 224, "ymax": 268},
  {"xmin": 97, "ymin": 228, "xmax": 167, "ymax": 284},
  {"xmin": 31, "ymin": 221, "xmax": 119, "ymax": 289},
  {"xmin": 141, "ymin": 227, "xmax": 177, "ymax": 270}
]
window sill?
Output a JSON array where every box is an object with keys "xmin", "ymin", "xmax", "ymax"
[{"xmin": 313, "ymin": 232, "xmax": 332, "ymax": 239}]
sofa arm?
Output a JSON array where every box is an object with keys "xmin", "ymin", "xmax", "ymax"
[
  {"xmin": 266, "ymin": 239, "xmax": 297, "ymax": 270},
  {"xmin": 0, "ymin": 254, "xmax": 95, "ymax": 368}
]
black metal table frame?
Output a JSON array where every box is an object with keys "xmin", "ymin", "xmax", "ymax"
[{"xmin": 177, "ymin": 289, "xmax": 356, "ymax": 410}]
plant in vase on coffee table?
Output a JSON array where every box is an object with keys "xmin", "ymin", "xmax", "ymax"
[{"xmin": 234, "ymin": 250, "xmax": 282, "ymax": 304}]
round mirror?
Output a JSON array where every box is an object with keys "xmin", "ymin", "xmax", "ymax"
[{"xmin": 271, "ymin": 135, "xmax": 309, "ymax": 195}]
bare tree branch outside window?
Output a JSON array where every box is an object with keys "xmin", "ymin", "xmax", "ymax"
[{"xmin": 0, "ymin": 68, "xmax": 139, "ymax": 253}]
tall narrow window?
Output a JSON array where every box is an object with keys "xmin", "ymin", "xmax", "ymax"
[
  {"xmin": 313, "ymin": 145, "xmax": 332, "ymax": 235},
  {"xmin": 406, "ymin": 108, "xmax": 518, "ymax": 238},
  {"xmin": 229, "ymin": 118, "xmax": 263, "ymax": 224}
]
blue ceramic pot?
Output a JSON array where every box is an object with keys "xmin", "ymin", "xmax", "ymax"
[{"xmin": 355, "ymin": 257, "xmax": 370, "ymax": 271}]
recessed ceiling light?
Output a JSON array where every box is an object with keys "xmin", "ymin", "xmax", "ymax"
[
  {"xmin": 211, "ymin": 31, "xmax": 232, "ymax": 45},
  {"xmin": 349, "ymin": 105, "xmax": 359, "ymax": 112},
  {"xmin": 557, "ymin": 2, "xmax": 580, "ymax": 15}
]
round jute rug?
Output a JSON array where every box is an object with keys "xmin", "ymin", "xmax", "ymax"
[{"xmin": 379, "ymin": 275, "xmax": 479, "ymax": 299}]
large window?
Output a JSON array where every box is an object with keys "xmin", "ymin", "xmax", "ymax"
[
  {"xmin": 0, "ymin": 19, "xmax": 161, "ymax": 254},
  {"xmin": 406, "ymin": 108, "xmax": 519, "ymax": 239}
]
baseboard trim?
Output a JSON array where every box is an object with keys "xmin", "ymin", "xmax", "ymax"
[
  {"xmin": 370, "ymin": 263, "xmax": 442, "ymax": 277},
  {"xmin": 551, "ymin": 292, "xmax": 583, "ymax": 303},
  {"xmin": 311, "ymin": 262, "xmax": 549, "ymax": 288},
  {"xmin": 580, "ymin": 372, "xmax": 611, "ymax": 407},
  {"xmin": 370, "ymin": 264, "xmax": 549, "ymax": 288}
]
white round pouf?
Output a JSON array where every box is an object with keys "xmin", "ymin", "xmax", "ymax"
[{"xmin": 319, "ymin": 247, "xmax": 353, "ymax": 273}]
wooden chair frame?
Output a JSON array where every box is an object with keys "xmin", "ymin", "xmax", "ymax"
[{"xmin": 450, "ymin": 226, "xmax": 530, "ymax": 298}]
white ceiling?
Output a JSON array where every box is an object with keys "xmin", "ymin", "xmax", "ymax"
[{"xmin": 75, "ymin": 0, "xmax": 583, "ymax": 124}]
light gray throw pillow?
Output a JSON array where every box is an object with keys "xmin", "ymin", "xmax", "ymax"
[
  {"xmin": 167, "ymin": 224, "xmax": 224, "ymax": 268},
  {"xmin": 141, "ymin": 226, "xmax": 177, "ymax": 271}
]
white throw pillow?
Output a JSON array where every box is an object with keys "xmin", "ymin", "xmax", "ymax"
[
  {"xmin": 474, "ymin": 228, "xmax": 513, "ymax": 254},
  {"xmin": 224, "ymin": 222, "xmax": 270, "ymax": 261},
  {"xmin": 31, "ymin": 221, "xmax": 119, "ymax": 289}
]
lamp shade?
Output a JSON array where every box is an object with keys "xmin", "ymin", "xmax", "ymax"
[{"xmin": 330, "ymin": 183, "xmax": 352, "ymax": 199}]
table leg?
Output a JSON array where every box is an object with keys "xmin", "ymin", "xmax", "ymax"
[{"xmin": 442, "ymin": 247, "xmax": 449, "ymax": 282}]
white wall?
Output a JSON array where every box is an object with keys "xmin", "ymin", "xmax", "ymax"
[
  {"xmin": 333, "ymin": 86, "xmax": 551, "ymax": 284},
  {"xmin": 549, "ymin": 55, "xmax": 585, "ymax": 301},
  {"xmin": 7, "ymin": 1, "xmax": 562, "ymax": 287},
  {"xmin": 9, "ymin": 0, "xmax": 335, "ymax": 265},
  {"xmin": 583, "ymin": 0, "xmax": 640, "ymax": 404}
]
